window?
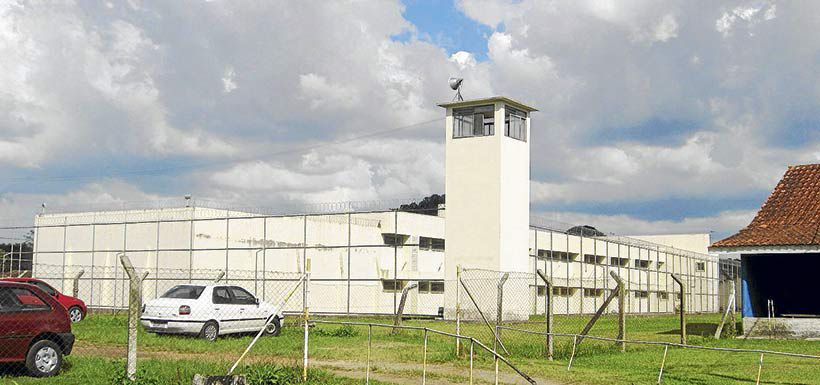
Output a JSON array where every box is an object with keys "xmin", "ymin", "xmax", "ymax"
[
  {"xmin": 537, "ymin": 250, "xmax": 577, "ymax": 262},
  {"xmin": 657, "ymin": 261, "xmax": 665, "ymax": 268},
  {"xmin": 696, "ymin": 262, "xmax": 706, "ymax": 272},
  {"xmin": 162, "ymin": 285, "xmax": 205, "ymax": 299},
  {"xmin": 610, "ymin": 257, "xmax": 629, "ymax": 267},
  {"xmin": 657, "ymin": 291, "xmax": 669, "ymax": 300},
  {"xmin": 634, "ymin": 260, "xmax": 650, "ymax": 269},
  {"xmin": 583, "ymin": 288, "xmax": 604, "ymax": 297},
  {"xmin": 29, "ymin": 281, "xmax": 57, "ymax": 296},
  {"xmin": 381, "ymin": 279, "xmax": 408, "ymax": 293},
  {"xmin": 212, "ymin": 287, "xmax": 232, "ymax": 304},
  {"xmin": 419, "ymin": 237, "xmax": 445, "ymax": 251},
  {"xmin": 229, "ymin": 287, "xmax": 257, "ymax": 305},
  {"xmin": 418, "ymin": 280, "xmax": 445, "ymax": 294},
  {"xmin": 583, "ymin": 254, "xmax": 605, "ymax": 264},
  {"xmin": 534, "ymin": 285, "xmax": 547, "ymax": 297},
  {"xmin": 453, "ymin": 105, "xmax": 494, "ymax": 138},
  {"xmin": 504, "ymin": 105, "xmax": 527, "ymax": 141},
  {"xmin": 382, "ymin": 233, "xmax": 409, "ymax": 246},
  {"xmin": 552, "ymin": 287, "xmax": 574, "ymax": 297},
  {"xmin": 0, "ymin": 287, "xmax": 50, "ymax": 312},
  {"xmin": 633, "ymin": 291, "xmax": 649, "ymax": 299}
]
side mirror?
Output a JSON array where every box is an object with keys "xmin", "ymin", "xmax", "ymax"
[{"xmin": 254, "ymin": 298, "xmax": 260, "ymax": 306}]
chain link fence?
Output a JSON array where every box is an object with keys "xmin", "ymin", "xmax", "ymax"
[{"xmin": 456, "ymin": 265, "xmax": 738, "ymax": 352}]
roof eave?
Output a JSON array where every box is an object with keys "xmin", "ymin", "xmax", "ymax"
[{"xmin": 437, "ymin": 96, "xmax": 538, "ymax": 112}]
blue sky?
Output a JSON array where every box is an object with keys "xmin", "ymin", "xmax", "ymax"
[
  {"xmin": 397, "ymin": 0, "xmax": 494, "ymax": 61},
  {"xmin": 2, "ymin": 0, "xmax": 820, "ymax": 241}
]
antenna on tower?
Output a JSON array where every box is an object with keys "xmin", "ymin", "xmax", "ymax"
[{"xmin": 448, "ymin": 77, "xmax": 464, "ymax": 101}]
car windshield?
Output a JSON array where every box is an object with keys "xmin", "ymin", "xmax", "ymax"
[{"xmin": 161, "ymin": 285, "xmax": 205, "ymax": 299}]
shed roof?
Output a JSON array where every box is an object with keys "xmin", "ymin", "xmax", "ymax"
[{"xmin": 711, "ymin": 164, "xmax": 820, "ymax": 249}]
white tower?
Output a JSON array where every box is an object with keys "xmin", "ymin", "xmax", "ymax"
[{"xmin": 439, "ymin": 96, "xmax": 537, "ymax": 319}]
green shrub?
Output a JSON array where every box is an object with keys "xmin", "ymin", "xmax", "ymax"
[
  {"xmin": 110, "ymin": 368, "xmax": 165, "ymax": 385},
  {"xmin": 245, "ymin": 363, "xmax": 301, "ymax": 385},
  {"xmin": 313, "ymin": 324, "xmax": 358, "ymax": 337}
]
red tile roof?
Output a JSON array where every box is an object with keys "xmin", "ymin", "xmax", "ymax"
[{"xmin": 712, "ymin": 164, "xmax": 820, "ymax": 249}]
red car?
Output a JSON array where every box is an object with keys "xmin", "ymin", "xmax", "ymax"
[
  {"xmin": 0, "ymin": 281, "xmax": 75, "ymax": 377},
  {"xmin": 0, "ymin": 278, "xmax": 87, "ymax": 323}
]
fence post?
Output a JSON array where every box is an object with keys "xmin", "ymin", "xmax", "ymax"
[
  {"xmin": 715, "ymin": 272, "xmax": 736, "ymax": 339},
  {"xmin": 213, "ymin": 270, "xmax": 225, "ymax": 283},
  {"xmin": 72, "ymin": 269, "xmax": 85, "ymax": 298},
  {"xmin": 755, "ymin": 353, "xmax": 764, "ymax": 385},
  {"xmin": 536, "ymin": 269, "xmax": 553, "ymax": 360},
  {"xmin": 366, "ymin": 324, "xmax": 372, "ymax": 385},
  {"xmin": 392, "ymin": 281, "xmax": 418, "ymax": 334},
  {"xmin": 303, "ymin": 271, "xmax": 310, "ymax": 382},
  {"xmin": 456, "ymin": 265, "xmax": 462, "ymax": 356},
  {"xmin": 608, "ymin": 271, "xmax": 626, "ymax": 352},
  {"xmin": 657, "ymin": 344, "xmax": 669, "ymax": 384},
  {"xmin": 118, "ymin": 254, "xmax": 139, "ymax": 381},
  {"xmin": 670, "ymin": 274, "xmax": 686, "ymax": 344},
  {"xmin": 496, "ymin": 272, "xmax": 509, "ymax": 346},
  {"xmin": 422, "ymin": 328, "xmax": 428, "ymax": 385}
]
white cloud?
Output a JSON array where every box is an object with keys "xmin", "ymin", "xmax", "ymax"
[
  {"xmin": 533, "ymin": 209, "xmax": 756, "ymax": 239},
  {"xmin": 716, "ymin": 1, "xmax": 777, "ymax": 37},
  {"xmin": 3, "ymin": 0, "xmax": 820, "ymax": 241},
  {"xmin": 222, "ymin": 66, "xmax": 237, "ymax": 93},
  {"xmin": 298, "ymin": 73, "xmax": 361, "ymax": 110},
  {"xmin": 449, "ymin": 51, "xmax": 477, "ymax": 70}
]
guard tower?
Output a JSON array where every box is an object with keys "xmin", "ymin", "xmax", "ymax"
[{"xmin": 439, "ymin": 96, "xmax": 537, "ymax": 319}]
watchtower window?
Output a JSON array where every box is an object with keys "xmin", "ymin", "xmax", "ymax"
[
  {"xmin": 453, "ymin": 105, "xmax": 494, "ymax": 138},
  {"xmin": 505, "ymin": 105, "xmax": 527, "ymax": 141}
]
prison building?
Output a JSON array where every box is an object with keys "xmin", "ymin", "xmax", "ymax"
[
  {"xmin": 711, "ymin": 163, "xmax": 820, "ymax": 338},
  {"xmin": 31, "ymin": 204, "xmax": 719, "ymax": 317},
  {"xmin": 30, "ymin": 94, "xmax": 719, "ymax": 319}
]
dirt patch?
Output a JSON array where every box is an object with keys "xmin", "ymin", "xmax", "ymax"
[{"xmin": 73, "ymin": 344, "xmax": 565, "ymax": 385}]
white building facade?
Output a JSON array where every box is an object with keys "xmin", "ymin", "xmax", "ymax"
[{"xmin": 31, "ymin": 205, "xmax": 719, "ymax": 317}]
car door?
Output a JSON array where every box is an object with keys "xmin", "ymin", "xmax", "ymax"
[
  {"xmin": 211, "ymin": 286, "xmax": 239, "ymax": 333},
  {"xmin": 228, "ymin": 287, "xmax": 262, "ymax": 332},
  {"xmin": 0, "ymin": 286, "xmax": 53, "ymax": 361}
]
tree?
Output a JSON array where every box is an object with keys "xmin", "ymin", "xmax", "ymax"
[{"xmin": 399, "ymin": 194, "xmax": 445, "ymax": 216}]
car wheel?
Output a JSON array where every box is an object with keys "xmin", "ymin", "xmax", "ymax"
[
  {"xmin": 201, "ymin": 321, "xmax": 219, "ymax": 341},
  {"xmin": 68, "ymin": 306, "xmax": 84, "ymax": 323},
  {"xmin": 264, "ymin": 316, "xmax": 281, "ymax": 337},
  {"xmin": 26, "ymin": 340, "xmax": 63, "ymax": 377}
]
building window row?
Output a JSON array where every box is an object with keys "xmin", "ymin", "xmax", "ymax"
[
  {"xmin": 418, "ymin": 280, "xmax": 445, "ymax": 294},
  {"xmin": 537, "ymin": 250, "xmax": 578, "ymax": 262},
  {"xmin": 419, "ymin": 236, "xmax": 445, "ymax": 251},
  {"xmin": 610, "ymin": 257, "xmax": 629, "ymax": 267},
  {"xmin": 382, "ymin": 233, "xmax": 410, "ymax": 246},
  {"xmin": 381, "ymin": 279, "xmax": 444, "ymax": 294},
  {"xmin": 633, "ymin": 259, "xmax": 650, "ymax": 269}
]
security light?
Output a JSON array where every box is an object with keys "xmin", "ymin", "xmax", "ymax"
[{"xmin": 448, "ymin": 77, "xmax": 463, "ymax": 101}]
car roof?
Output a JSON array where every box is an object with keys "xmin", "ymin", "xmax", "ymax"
[
  {"xmin": 170, "ymin": 284, "xmax": 246, "ymax": 289},
  {"xmin": 0, "ymin": 281, "xmax": 46, "ymax": 291},
  {"xmin": 0, "ymin": 277, "xmax": 34, "ymax": 282}
]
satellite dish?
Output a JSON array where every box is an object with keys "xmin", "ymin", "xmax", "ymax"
[{"xmin": 448, "ymin": 77, "xmax": 464, "ymax": 101}]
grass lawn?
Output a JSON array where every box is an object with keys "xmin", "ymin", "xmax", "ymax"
[{"xmin": 2, "ymin": 312, "xmax": 819, "ymax": 384}]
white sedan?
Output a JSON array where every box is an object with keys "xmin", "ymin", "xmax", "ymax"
[{"xmin": 140, "ymin": 284, "xmax": 284, "ymax": 341}]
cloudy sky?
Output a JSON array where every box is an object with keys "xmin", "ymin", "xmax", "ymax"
[{"xmin": 2, "ymin": 0, "xmax": 819, "ymax": 241}]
